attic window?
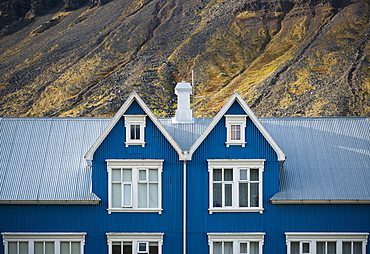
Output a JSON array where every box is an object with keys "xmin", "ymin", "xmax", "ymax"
[
  {"xmin": 124, "ymin": 115, "xmax": 146, "ymax": 147},
  {"xmin": 225, "ymin": 115, "xmax": 247, "ymax": 147}
]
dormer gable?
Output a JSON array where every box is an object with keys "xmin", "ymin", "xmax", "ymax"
[
  {"xmin": 185, "ymin": 92, "xmax": 286, "ymax": 161},
  {"xmin": 84, "ymin": 92, "xmax": 183, "ymax": 161}
]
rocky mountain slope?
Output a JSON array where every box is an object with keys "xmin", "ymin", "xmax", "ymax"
[{"xmin": 0, "ymin": 0, "xmax": 369, "ymax": 117}]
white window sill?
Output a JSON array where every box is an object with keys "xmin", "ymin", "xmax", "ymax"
[
  {"xmin": 124, "ymin": 141, "xmax": 146, "ymax": 147},
  {"xmin": 225, "ymin": 141, "xmax": 246, "ymax": 147},
  {"xmin": 209, "ymin": 208, "xmax": 264, "ymax": 214},
  {"xmin": 108, "ymin": 208, "xmax": 162, "ymax": 214}
]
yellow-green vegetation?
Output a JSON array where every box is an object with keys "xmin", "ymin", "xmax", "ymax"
[
  {"xmin": 15, "ymin": 52, "xmax": 43, "ymax": 70},
  {"xmin": 236, "ymin": 11, "xmax": 257, "ymax": 19},
  {"xmin": 291, "ymin": 17, "xmax": 307, "ymax": 40}
]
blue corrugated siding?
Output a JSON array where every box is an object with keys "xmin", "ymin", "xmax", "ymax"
[
  {"xmin": 185, "ymin": 102, "xmax": 370, "ymax": 253},
  {"xmin": 91, "ymin": 100, "xmax": 184, "ymax": 253}
]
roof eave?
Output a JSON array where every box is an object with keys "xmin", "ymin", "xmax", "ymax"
[{"xmin": 270, "ymin": 199, "xmax": 370, "ymax": 204}]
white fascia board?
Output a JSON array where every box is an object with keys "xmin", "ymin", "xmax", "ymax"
[
  {"xmin": 188, "ymin": 92, "xmax": 286, "ymax": 161},
  {"xmin": 271, "ymin": 199, "xmax": 370, "ymax": 204},
  {"xmin": 84, "ymin": 92, "xmax": 184, "ymax": 161}
]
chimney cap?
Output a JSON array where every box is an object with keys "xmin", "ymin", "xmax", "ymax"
[{"xmin": 175, "ymin": 82, "xmax": 192, "ymax": 95}]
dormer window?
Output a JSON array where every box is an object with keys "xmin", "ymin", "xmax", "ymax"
[
  {"xmin": 225, "ymin": 115, "xmax": 247, "ymax": 147},
  {"xmin": 124, "ymin": 115, "xmax": 146, "ymax": 147}
]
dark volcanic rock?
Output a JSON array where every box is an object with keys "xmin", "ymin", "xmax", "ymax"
[{"xmin": 0, "ymin": 0, "xmax": 369, "ymax": 117}]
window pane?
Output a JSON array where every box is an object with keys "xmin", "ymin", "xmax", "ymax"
[
  {"xmin": 149, "ymin": 242, "xmax": 158, "ymax": 254},
  {"xmin": 224, "ymin": 169, "xmax": 233, "ymax": 181},
  {"xmin": 239, "ymin": 183, "xmax": 248, "ymax": 207},
  {"xmin": 71, "ymin": 242, "xmax": 80, "ymax": 254},
  {"xmin": 19, "ymin": 242, "xmax": 28, "ymax": 254},
  {"xmin": 213, "ymin": 183, "xmax": 222, "ymax": 207},
  {"xmin": 353, "ymin": 242, "xmax": 362, "ymax": 254},
  {"xmin": 240, "ymin": 169, "xmax": 247, "ymax": 180},
  {"xmin": 250, "ymin": 169, "xmax": 259, "ymax": 181},
  {"xmin": 291, "ymin": 242, "xmax": 299, "ymax": 254},
  {"xmin": 149, "ymin": 169, "xmax": 158, "ymax": 181},
  {"xmin": 213, "ymin": 242, "xmax": 222, "ymax": 254},
  {"xmin": 130, "ymin": 125, "xmax": 140, "ymax": 140},
  {"xmin": 317, "ymin": 242, "xmax": 325, "ymax": 254},
  {"xmin": 8, "ymin": 242, "xmax": 17, "ymax": 254},
  {"xmin": 34, "ymin": 242, "xmax": 43, "ymax": 254},
  {"xmin": 139, "ymin": 170, "xmax": 147, "ymax": 181},
  {"xmin": 112, "ymin": 169, "xmax": 121, "ymax": 181},
  {"xmin": 231, "ymin": 125, "xmax": 241, "ymax": 140},
  {"xmin": 224, "ymin": 242, "xmax": 233, "ymax": 254},
  {"xmin": 149, "ymin": 183, "xmax": 158, "ymax": 208},
  {"xmin": 123, "ymin": 242, "xmax": 132, "ymax": 254},
  {"xmin": 250, "ymin": 242, "xmax": 259, "ymax": 254},
  {"xmin": 60, "ymin": 242, "xmax": 69, "ymax": 254},
  {"xmin": 302, "ymin": 242, "xmax": 310, "ymax": 253},
  {"xmin": 327, "ymin": 242, "xmax": 336, "ymax": 254},
  {"xmin": 112, "ymin": 242, "xmax": 121, "ymax": 254},
  {"xmin": 45, "ymin": 242, "xmax": 54, "ymax": 254},
  {"xmin": 123, "ymin": 183, "xmax": 132, "ymax": 207},
  {"xmin": 225, "ymin": 184, "xmax": 232, "ymax": 207},
  {"xmin": 250, "ymin": 183, "xmax": 259, "ymax": 207},
  {"xmin": 213, "ymin": 169, "xmax": 222, "ymax": 181},
  {"xmin": 112, "ymin": 183, "xmax": 122, "ymax": 208},
  {"xmin": 122, "ymin": 169, "xmax": 132, "ymax": 181},
  {"xmin": 343, "ymin": 242, "xmax": 351, "ymax": 254},
  {"xmin": 139, "ymin": 242, "xmax": 147, "ymax": 251},
  {"xmin": 138, "ymin": 183, "xmax": 147, "ymax": 208},
  {"xmin": 240, "ymin": 243, "xmax": 248, "ymax": 253}
]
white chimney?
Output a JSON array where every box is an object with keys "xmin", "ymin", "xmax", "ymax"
[{"xmin": 173, "ymin": 81, "xmax": 193, "ymax": 123}]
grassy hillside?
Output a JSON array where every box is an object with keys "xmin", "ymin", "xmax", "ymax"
[{"xmin": 0, "ymin": 0, "xmax": 369, "ymax": 117}]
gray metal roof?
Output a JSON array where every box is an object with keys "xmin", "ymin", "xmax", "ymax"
[
  {"xmin": 260, "ymin": 117, "xmax": 370, "ymax": 201},
  {"xmin": 0, "ymin": 117, "xmax": 110, "ymax": 203},
  {"xmin": 158, "ymin": 118, "xmax": 213, "ymax": 151},
  {"xmin": 1, "ymin": 116, "xmax": 369, "ymax": 202}
]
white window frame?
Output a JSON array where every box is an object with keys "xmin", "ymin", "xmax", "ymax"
[
  {"xmin": 285, "ymin": 233, "xmax": 369, "ymax": 254},
  {"xmin": 124, "ymin": 115, "xmax": 146, "ymax": 147},
  {"xmin": 225, "ymin": 115, "xmax": 247, "ymax": 147},
  {"xmin": 208, "ymin": 233, "xmax": 265, "ymax": 254},
  {"xmin": 106, "ymin": 233, "xmax": 163, "ymax": 254},
  {"xmin": 106, "ymin": 159, "xmax": 163, "ymax": 214},
  {"xmin": 208, "ymin": 159, "xmax": 265, "ymax": 214},
  {"xmin": 2, "ymin": 233, "xmax": 86, "ymax": 254}
]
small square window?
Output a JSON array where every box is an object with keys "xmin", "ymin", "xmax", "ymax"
[
  {"xmin": 124, "ymin": 115, "xmax": 146, "ymax": 147},
  {"xmin": 225, "ymin": 115, "xmax": 247, "ymax": 147}
]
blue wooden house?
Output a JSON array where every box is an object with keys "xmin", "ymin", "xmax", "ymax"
[{"xmin": 1, "ymin": 82, "xmax": 369, "ymax": 254}]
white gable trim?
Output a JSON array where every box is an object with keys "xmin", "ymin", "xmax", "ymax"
[
  {"xmin": 84, "ymin": 92, "xmax": 183, "ymax": 161},
  {"xmin": 186, "ymin": 92, "xmax": 286, "ymax": 161}
]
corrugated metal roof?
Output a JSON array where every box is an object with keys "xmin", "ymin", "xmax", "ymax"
[
  {"xmin": 158, "ymin": 118, "xmax": 213, "ymax": 151},
  {"xmin": 1, "ymin": 116, "xmax": 369, "ymax": 202},
  {"xmin": 260, "ymin": 117, "xmax": 370, "ymax": 201},
  {"xmin": 0, "ymin": 117, "xmax": 110, "ymax": 202}
]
